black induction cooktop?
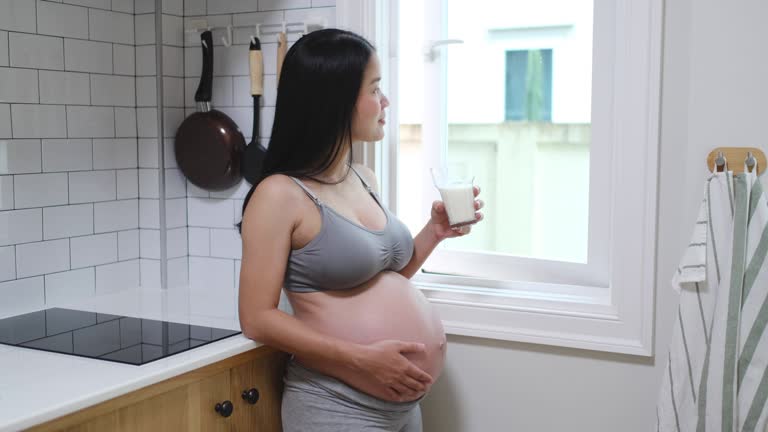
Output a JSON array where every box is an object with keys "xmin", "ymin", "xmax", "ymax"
[{"xmin": 0, "ymin": 308, "xmax": 241, "ymax": 365}]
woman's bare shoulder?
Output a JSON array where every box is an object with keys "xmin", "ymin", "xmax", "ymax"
[
  {"xmin": 352, "ymin": 163, "xmax": 379, "ymax": 193},
  {"xmin": 243, "ymin": 174, "xmax": 307, "ymax": 225}
]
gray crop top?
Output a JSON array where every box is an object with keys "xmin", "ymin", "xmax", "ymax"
[{"xmin": 283, "ymin": 167, "xmax": 415, "ymax": 293}]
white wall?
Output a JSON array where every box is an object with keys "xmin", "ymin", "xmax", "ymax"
[
  {"xmin": 420, "ymin": 0, "xmax": 768, "ymax": 430},
  {"xmin": 0, "ymin": 0, "xmax": 145, "ymax": 314}
]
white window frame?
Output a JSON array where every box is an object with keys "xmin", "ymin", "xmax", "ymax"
[{"xmin": 337, "ymin": 0, "xmax": 662, "ymax": 357}]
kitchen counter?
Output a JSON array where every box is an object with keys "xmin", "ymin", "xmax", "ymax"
[{"xmin": 0, "ymin": 287, "xmax": 260, "ymax": 432}]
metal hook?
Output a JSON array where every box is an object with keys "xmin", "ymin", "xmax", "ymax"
[
  {"xmin": 746, "ymin": 151, "xmax": 757, "ymax": 173},
  {"xmin": 221, "ymin": 25, "xmax": 232, "ymax": 47},
  {"xmin": 715, "ymin": 151, "xmax": 727, "ymax": 172}
]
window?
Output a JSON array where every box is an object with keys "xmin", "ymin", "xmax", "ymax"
[
  {"xmin": 336, "ymin": 0, "xmax": 662, "ymax": 356},
  {"xmin": 505, "ymin": 49, "xmax": 553, "ymax": 122},
  {"xmin": 396, "ymin": 0, "xmax": 598, "ymax": 283}
]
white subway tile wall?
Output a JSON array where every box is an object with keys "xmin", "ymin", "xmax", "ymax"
[
  {"xmin": 43, "ymin": 204, "xmax": 94, "ymax": 240},
  {"xmin": 139, "ymin": 198, "xmax": 159, "ymax": 228},
  {"xmin": 136, "ymin": 1, "xmax": 163, "ymax": 288},
  {"xmin": 0, "ymin": 246, "xmax": 15, "ymax": 282},
  {"xmin": 39, "ymin": 71, "xmax": 92, "ymax": 105},
  {"xmin": 167, "ymin": 256, "xmax": 188, "ymax": 287},
  {"xmin": 0, "ymin": 32, "xmax": 8, "ymax": 67},
  {"xmin": 180, "ymin": 0, "xmax": 334, "ymax": 314},
  {"xmin": 0, "ymin": 0, "xmax": 142, "ymax": 311},
  {"xmin": 0, "ymin": 67, "xmax": 39, "ymax": 103},
  {"xmin": 0, "ymin": 105, "xmax": 10, "ymax": 137},
  {"xmin": 0, "ymin": 176, "xmax": 13, "ymax": 210},
  {"xmin": 9, "ymin": 33, "xmax": 65, "ymax": 70},
  {"xmin": 44, "ymin": 268, "xmax": 96, "ymax": 303},
  {"xmin": 42, "ymin": 139, "xmax": 93, "ymax": 172},
  {"xmin": 117, "ymin": 169, "xmax": 139, "ymax": 199},
  {"xmin": 0, "ymin": 0, "xmax": 336, "ymax": 312},
  {"xmin": 160, "ymin": 3, "xmax": 185, "ymax": 287},
  {"xmin": 0, "ymin": 277, "xmax": 44, "ymax": 316},
  {"xmin": 112, "ymin": 44, "xmax": 136, "ymax": 76},
  {"xmin": 37, "ymin": 2, "xmax": 90, "ymax": 40},
  {"xmin": 96, "ymin": 260, "xmax": 140, "ymax": 293},
  {"xmin": 70, "ymin": 232, "xmax": 118, "ymax": 268},
  {"xmin": 117, "ymin": 229, "xmax": 140, "ymax": 260}
]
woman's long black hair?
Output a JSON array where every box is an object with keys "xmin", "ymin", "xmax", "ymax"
[{"xmin": 238, "ymin": 29, "xmax": 375, "ymax": 232}]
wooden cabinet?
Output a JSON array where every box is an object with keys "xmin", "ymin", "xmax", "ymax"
[
  {"xmin": 230, "ymin": 351, "xmax": 286, "ymax": 431},
  {"xmin": 30, "ymin": 346, "xmax": 289, "ymax": 432}
]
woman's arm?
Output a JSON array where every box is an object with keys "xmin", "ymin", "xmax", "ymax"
[
  {"xmin": 396, "ymin": 222, "xmax": 441, "ymax": 279},
  {"xmin": 352, "ymin": 164, "xmax": 483, "ymax": 280},
  {"xmin": 239, "ymin": 175, "xmax": 433, "ymax": 399},
  {"xmin": 396, "ymin": 198, "xmax": 482, "ymax": 278}
]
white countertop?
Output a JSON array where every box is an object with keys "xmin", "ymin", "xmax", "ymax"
[{"xmin": 0, "ymin": 287, "xmax": 261, "ymax": 432}]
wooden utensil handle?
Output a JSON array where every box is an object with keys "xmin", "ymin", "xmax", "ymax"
[
  {"xmin": 249, "ymin": 39, "xmax": 264, "ymax": 96},
  {"xmin": 277, "ymin": 32, "xmax": 287, "ymax": 84}
]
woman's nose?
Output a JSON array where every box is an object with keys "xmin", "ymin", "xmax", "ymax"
[{"xmin": 381, "ymin": 94, "xmax": 390, "ymax": 108}]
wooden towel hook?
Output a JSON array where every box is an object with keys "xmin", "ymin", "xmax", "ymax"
[{"xmin": 706, "ymin": 147, "xmax": 766, "ymax": 175}]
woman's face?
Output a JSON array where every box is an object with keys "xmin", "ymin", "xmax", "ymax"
[{"xmin": 351, "ymin": 54, "xmax": 389, "ymax": 142}]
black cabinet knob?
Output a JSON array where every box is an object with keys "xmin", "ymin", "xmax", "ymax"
[
  {"xmin": 215, "ymin": 400, "xmax": 234, "ymax": 417},
  {"xmin": 242, "ymin": 388, "xmax": 260, "ymax": 405}
]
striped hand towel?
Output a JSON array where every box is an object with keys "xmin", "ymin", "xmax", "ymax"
[{"xmin": 657, "ymin": 171, "xmax": 768, "ymax": 432}]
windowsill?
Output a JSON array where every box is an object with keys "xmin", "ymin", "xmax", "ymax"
[
  {"xmin": 415, "ymin": 274, "xmax": 611, "ymax": 311},
  {"xmin": 412, "ymin": 273, "xmax": 651, "ymax": 357}
]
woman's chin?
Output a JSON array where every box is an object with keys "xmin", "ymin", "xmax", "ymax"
[
  {"xmin": 372, "ymin": 128, "xmax": 386, "ymax": 141},
  {"xmin": 352, "ymin": 128, "xmax": 385, "ymax": 143}
]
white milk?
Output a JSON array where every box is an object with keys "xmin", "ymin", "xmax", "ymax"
[{"xmin": 437, "ymin": 183, "xmax": 475, "ymax": 227}]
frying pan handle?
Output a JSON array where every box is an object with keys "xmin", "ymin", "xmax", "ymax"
[
  {"xmin": 277, "ymin": 32, "xmax": 287, "ymax": 84},
  {"xmin": 195, "ymin": 31, "xmax": 214, "ymax": 104},
  {"xmin": 249, "ymin": 38, "xmax": 263, "ymax": 97}
]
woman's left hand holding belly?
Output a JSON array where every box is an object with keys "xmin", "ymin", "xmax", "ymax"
[{"xmin": 346, "ymin": 339, "xmax": 434, "ymax": 402}]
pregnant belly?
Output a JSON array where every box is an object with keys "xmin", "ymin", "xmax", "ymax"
[{"xmin": 287, "ymin": 271, "xmax": 446, "ymax": 401}]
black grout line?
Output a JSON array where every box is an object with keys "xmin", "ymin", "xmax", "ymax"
[
  {"xmin": 63, "ymin": 102, "xmax": 69, "ymax": 140},
  {"xmin": 6, "ymin": 225, "xmax": 142, "ymax": 248},
  {"xmin": 33, "ymin": 0, "xmax": 38, "ymax": 34},
  {"xmin": 5, "ymin": 102, "xmax": 142, "ymax": 109},
  {"xmin": 41, "ymin": 0, "xmax": 127, "ymax": 14},
  {"xmin": 34, "ymin": 69, "xmax": 41, "ymax": 104},
  {"xmin": 7, "ymin": 28, "xmax": 137, "ymax": 53},
  {"xmin": 40, "ymin": 199, "xmax": 45, "ymax": 243}
]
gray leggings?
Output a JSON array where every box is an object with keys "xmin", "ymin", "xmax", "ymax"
[{"xmin": 282, "ymin": 359, "xmax": 423, "ymax": 432}]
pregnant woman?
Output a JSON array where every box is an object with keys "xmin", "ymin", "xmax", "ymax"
[{"xmin": 238, "ymin": 29, "xmax": 483, "ymax": 432}]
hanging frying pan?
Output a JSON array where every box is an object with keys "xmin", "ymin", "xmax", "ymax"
[
  {"xmin": 241, "ymin": 36, "xmax": 265, "ymax": 185},
  {"xmin": 175, "ymin": 31, "xmax": 246, "ymax": 191},
  {"xmin": 242, "ymin": 31, "xmax": 287, "ymax": 185}
]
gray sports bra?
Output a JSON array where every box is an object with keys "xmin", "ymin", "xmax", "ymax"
[{"xmin": 283, "ymin": 167, "xmax": 415, "ymax": 293}]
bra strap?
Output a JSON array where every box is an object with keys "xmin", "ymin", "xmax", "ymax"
[
  {"xmin": 348, "ymin": 165, "xmax": 373, "ymax": 193},
  {"xmin": 289, "ymin": 177, "xmax": 321, "ymax": 204}
]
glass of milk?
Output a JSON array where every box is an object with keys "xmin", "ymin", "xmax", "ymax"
[{"xmin": 431, "ymin": 168, "xmax": 476, "ymax": 228}]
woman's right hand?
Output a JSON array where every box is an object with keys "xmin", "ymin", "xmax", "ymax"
[{"xmin": 350, "ymin": 340, "xmax": 434, "ymax": 402}]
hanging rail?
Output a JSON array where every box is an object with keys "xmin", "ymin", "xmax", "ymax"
[{"xmin": 185, "ymin": 18, "xmax": 326, "ymax": 47}]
